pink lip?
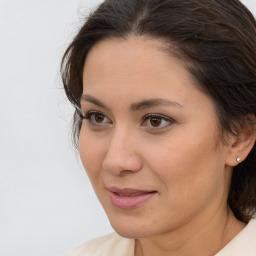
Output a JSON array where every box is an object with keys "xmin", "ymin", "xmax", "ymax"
[{"xmin": 107, "ymin": 186, "xmax": 157, "ymax": 210}]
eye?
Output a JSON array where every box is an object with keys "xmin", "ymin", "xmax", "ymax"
[
  {"xmin": 82, "ymin": 111, "xmax": 111, "ymax": 126},
  {"xmin": 141, "ymin": 114, "xmax": 175, "ymax": 129}
]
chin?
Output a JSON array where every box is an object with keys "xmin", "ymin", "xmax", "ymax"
[
  {"xmin": 107, "ymin": 214, "xmax": 158, "ymax": 239},
  {"xmin": 112, "ymin": 224, "xmax": 149, "ymax": 239}
]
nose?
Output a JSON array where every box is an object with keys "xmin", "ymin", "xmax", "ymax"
[{"xmin": 102, "ymin": 127, "xmax": 143, "ymax": 176}]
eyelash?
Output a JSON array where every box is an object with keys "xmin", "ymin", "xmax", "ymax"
[
  {"xmin": 142, "ymin": 113, "xmax": 175, "ymax": 129},
  {"xmin": 81, "ymin": 111, "xmax": 175, "ymax": 129},
  {"xmin": 82, "ymin": 111, "xmax": 110, "ymax": 126}
]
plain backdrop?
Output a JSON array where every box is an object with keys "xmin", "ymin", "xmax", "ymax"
[{"xmin": 0, "ymin": 0, "xmax": 255, "ymax": 255}]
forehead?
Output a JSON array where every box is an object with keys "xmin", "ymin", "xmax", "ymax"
[{"xmin": 82, "ymin": 36, "xmax": 198, "ymax": 96}]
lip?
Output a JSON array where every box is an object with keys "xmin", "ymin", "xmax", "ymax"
[{"xmin": 107, "ymin": 186, "xmax": 157, "ymax": 210}]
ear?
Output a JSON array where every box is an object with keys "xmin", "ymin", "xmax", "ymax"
[{"xmin": 225, "ymin": 118, "xmax": 256, "ymax": 167}]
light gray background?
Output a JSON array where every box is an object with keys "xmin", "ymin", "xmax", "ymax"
[{"xmin": 0, "ymin": 1, "xmax": 255, "ymax": 255}]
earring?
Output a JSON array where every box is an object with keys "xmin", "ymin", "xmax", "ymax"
[{"xmin": 236, "ymin": 157, "xmax": 241, "ymax": 163}]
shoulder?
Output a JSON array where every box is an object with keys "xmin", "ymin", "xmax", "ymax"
[
  {"xmin": 63, "ymin": 232, "xmax": 135, "ymax": 256},
  {"xmin": 215, "ymin": 218, "xmax": 256, "ymax": 256}
]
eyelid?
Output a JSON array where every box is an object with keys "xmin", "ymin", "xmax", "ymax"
[
  {"xmin": 143, "ymin": 113, "xmax": 174, "ymax": 120},
  {"xmin": 142, "ymin": 113, "xmax": 175, "ymax": 129},
  {"xmin": 82, "ymin": 110, "xmax": 112, "ymax": 126},
  {"xmin": 82, "ymin": 110, "xmax": 105, "ymax": 119}
]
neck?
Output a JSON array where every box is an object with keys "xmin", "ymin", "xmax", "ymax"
[{"xmin": 135, "ymin": 208, "xmax": 246, "ymax": 256}]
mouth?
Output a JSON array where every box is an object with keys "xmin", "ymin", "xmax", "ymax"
[
  {"xmin": 115, "ymin": 192, "xmax": 150, "ymax": 197},
  {"xmin": 107, "ymin": 187, "xmax": 157, "ymax": 209}
]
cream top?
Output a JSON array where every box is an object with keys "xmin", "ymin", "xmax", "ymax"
[{"xmin": 64, "ymin": 218, "xmax": 256, "ymax": 256}]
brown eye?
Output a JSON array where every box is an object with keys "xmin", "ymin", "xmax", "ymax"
[
  {"xmin": 142, "ymin": 114, "xmax": 175, "ymax": 129},
  {"xmin": 94, "ymin": 113, "xmax": 105, "ymax": 123},
  {"xmin": 83, "ymin": 111, "xmax": 111, "ymax": 126},
  {"xmin": 150, "ymin": 117, "xmax": 162, "ymax": 127}
]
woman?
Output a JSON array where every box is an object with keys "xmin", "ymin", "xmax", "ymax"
[{"xmin": 62, "ymin": 0, "xmax": 256, "ymax": 255}]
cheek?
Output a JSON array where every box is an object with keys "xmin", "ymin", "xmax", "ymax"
[
  {"xmin": 144, "ymin": 140, "xmax": 226, "ymax": 223},
  {"xmin": 79, "ymin": 128, "xmax": 106, "ymax": 182},
  {"xmin": 143, "ymin": 127, "xmax": 224, "ymax": 200}
]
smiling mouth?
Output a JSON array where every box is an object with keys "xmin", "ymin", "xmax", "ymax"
[{"xmin": 107, "ymin": 187, "xmax": 157, "ymax": 209}]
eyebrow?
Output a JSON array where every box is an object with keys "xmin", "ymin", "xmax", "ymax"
[
  {"xmin": 80, "ymin": 95, "xmax": 109, "ymax": 110},
  {"xmin": 80, "ymin": 94, "xmax": 183, "ymax": 111},
  {"xmin": 130, "ymin": 98, "xmax": 183, "ymax": 111}
]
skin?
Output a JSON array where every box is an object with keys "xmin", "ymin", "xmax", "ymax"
[{"xmin": 79, "ymin": 36, "xmax": 248, "ymax": 256}]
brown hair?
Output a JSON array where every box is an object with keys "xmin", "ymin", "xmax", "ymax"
[{"xmin": 61, "ymin": 0, "xmax": 256, "ymax": 222}]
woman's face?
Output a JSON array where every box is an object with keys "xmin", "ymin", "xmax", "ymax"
[{"xmin": 79, "ymin": 36, "xmax": 233, "ymax": 238}]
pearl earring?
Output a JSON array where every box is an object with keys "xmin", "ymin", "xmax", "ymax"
[{"xmin": 236, "ymin": 157, "xmax": 241, "ymax": 163}]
